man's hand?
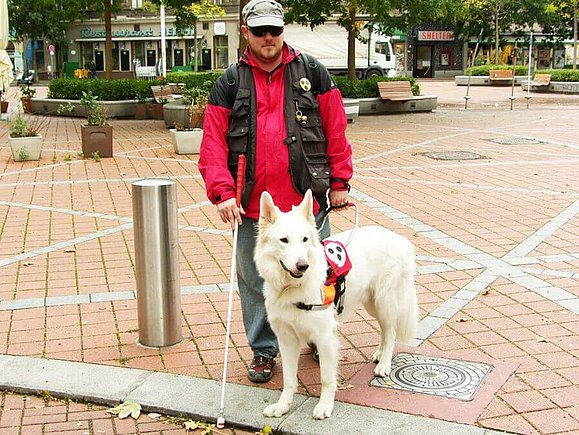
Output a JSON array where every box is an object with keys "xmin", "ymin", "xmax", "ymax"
[
  {"xmin": 328, "ymin": 189, "xmax": 350, "ymax": 209},
  {"xmin": 217, "ymin": 198, "xmax": 244, "ymax": 229}
]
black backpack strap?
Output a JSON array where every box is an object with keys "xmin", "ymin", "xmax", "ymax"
[
  {"xmin": 300, "ymin": 53, "xmax": 321, "ymax": 95},
  {"xmin": 224, "ymin": 62, "xmax": 239, "ymax": 108}
]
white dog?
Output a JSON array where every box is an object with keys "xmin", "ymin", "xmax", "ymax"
[{"xmin": 255, "ymin": 190, "xmax": 418, "ymax": 420}]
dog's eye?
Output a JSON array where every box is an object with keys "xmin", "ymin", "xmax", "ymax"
[
  {"xmin": 302, "ymin": 237, "xmax": 308, "ymax": 242},
  {"xmin": 280, "ymin": 237, "xmax": 288, "ymax": 244}
]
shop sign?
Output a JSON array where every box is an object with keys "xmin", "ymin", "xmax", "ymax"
[
  {"xmin": 418, "ymin": 31, "xmax": 454, "ymax": 41},
  {"xmin": 79, "ymin": 26, "xmax": 195, "ymax": 39}
]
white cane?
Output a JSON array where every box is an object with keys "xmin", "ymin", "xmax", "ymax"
[{"xmin": 216, "ymin": 155, "xmax": 246, "ymax": 429}]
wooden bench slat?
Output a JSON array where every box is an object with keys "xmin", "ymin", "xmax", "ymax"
[
  {"xmin": 378, "ymin": 81, "xmax": 414, "ymax": 101},
  {"xmin": 531, "ymin": 73, "xmax": 551, "ymax": 86},
  {"xmin": 489, "ymin": 69, "xmax": 514, "ymax": 81}
]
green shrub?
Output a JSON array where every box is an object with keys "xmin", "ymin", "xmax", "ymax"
[
  {"xmin": 165, "ymin": 72, "xmax": 220, "ymax": 90},
  {"xmin": 333, "ymin": 76, "xmax": 420, "ymax": 98},
  {"xmin": 465, "ymin": 64, "xmax": 528, "ymax": 76},
  {"xmin": 48, "ymin": 78, "xmax": 161, "ymax": 100},
  {"xmin": 48, "ymin": 74, "xmax": 219, "ymax": 101}
]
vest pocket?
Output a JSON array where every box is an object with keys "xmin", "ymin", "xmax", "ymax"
[
  {"xmin": 300, "ymin": 152, "xmax": 330, "ymax": 197},
  {"xmin": 227, "ymin": 124, "xmax": 248, "ymax": 177}
]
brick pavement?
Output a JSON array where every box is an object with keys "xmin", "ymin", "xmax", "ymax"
[{"xmin": 0, "ymin": 81, "xmax": 578, "ymax": 434}]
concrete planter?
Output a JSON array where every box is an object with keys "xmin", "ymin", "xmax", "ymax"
[
  {"xmin": 455, "ymin": 75, "xmax": 527, "ymax": 86},
  {"xmin": 9, "ymin": 135, "xmax": 43, "ymax": 161},
  {"xmin": 357, "ymin": 96, "xmax": 438, "ymax": 115},
  {"xmin": 134, "ymin": 103, "xmax": 164, "ymax": 120},
  {"xmin": 170, "ymin": 129, "xmax": 203, "ymax": 154},
  {"xmin": 521, "ymin": 81, "xmax": 579, "ymax": 94},
  {"xmin": 81, "ymin": 125, "xmax": 113, "ymax": 158},
  {"xmin": 30, "ymin": 98, "xmax": 136, "ymax": 118}
]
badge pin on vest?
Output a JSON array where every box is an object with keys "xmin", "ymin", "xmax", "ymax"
[{"xmin": 299, "ymin": 77, "xmax": 311, "ymax": 91}]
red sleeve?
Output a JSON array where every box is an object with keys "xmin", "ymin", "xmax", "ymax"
[
  {"xmin": 317, "ymin": 87, "xmax": 353, "ymax": 190},
  {"xmin": 198, "ymin": 103, "xmax": 236, "ymax": 204}
]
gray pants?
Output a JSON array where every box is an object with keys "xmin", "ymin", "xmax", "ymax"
[{"xmin": 235, "ymin": 212, "xmax": 330, "ymax": 359}]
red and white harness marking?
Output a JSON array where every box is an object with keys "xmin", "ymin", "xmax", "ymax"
[{"xmin": 295, "ymin": 240, "xmax": 351, "ymax": 313}]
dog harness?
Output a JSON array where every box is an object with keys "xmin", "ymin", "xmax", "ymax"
[{"xmin": 294, "ymin": 240, "xmax": 352, "ymax": 314}]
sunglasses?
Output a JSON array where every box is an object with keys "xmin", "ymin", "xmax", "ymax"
[{"xmin": 249, "ymin": 26, "xmax": 284, "ymax": 37}]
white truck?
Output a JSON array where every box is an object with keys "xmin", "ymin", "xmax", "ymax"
[{"xmin": 283, "ymin": 22, "xmax": 397, "ymax": 78}]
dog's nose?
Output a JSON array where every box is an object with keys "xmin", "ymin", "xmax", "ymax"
[{"xmin": 296, "ymin": 261, "xmax": 309, "ymax": 272}]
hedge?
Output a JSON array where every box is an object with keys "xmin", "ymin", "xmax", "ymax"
[{"xmin": 465, "ymin": 64, "xmax": 579, "ymax": 81}]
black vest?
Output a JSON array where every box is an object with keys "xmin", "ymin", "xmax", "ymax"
[{"xmin": 213, "ymin": 52, "xmax": 334, "ymax": 207}]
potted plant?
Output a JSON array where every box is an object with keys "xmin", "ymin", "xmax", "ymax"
[
  {"xmin": 8, "ymin": 113, "xmax": 45, "ymax": 161},
  {"xmin": 169, "ymin": 86, "xmax": 207, "ymax": 155},
  {"xmin": 79, "ymin": 91, "xmax": 113, "ymax": 158},
  {"xmin": 20, "ymin": 85, "xmax": 36, "ymax": 113}
]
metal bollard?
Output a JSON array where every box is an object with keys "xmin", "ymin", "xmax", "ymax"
[{"xmin": 132, "ymin": 178, "xmax": 182, "ymax": 347}]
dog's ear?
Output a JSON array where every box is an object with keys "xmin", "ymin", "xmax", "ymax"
[
  {"xmin": 298, "ymin": 190, "xmax": 315, "ymax": 222},
  {"xmin": 259, "ymin": 191, "xmax": 278, "ymax": 224}
]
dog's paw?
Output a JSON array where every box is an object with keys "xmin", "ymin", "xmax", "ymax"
[
  {"xmin": 263, "ymin": 402, "xmax": 290, "ymax": 418},
  {"xmin": 312, "ymin": 401, "xmax": 333, "ymax": 420},
  {"xmin": 373, "ymin": 361, "xmax": 391, "ymax": 378},
  {"xmin": 371, "ymin": 350, "xmax": 382, "ymax": 363}
]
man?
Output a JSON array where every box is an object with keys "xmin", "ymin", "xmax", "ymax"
[{"xmin": 198, "ymin": 0, "xmax": 352, "ymax": 383}]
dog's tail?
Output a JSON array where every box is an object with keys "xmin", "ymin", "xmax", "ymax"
[{"xmin": 391, "ymin": 251, "xmax": 419, "ymax": 344}]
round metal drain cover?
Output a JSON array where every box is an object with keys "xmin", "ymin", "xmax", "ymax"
[
  {"xmin": 491, "ymin": 137, "xmax": 543, "ymax": 145},
  {"xmin": 370, "ymin": 353, "xmax": 491, "ymax": 401},
  {"xmin": 422, "ymin": 151, "xmax": 482, "ymax": 161}
]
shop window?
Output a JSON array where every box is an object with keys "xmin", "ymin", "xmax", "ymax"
[{"xmin": 214, "ymin": 35, "xmax": 228, "ymax": 69}]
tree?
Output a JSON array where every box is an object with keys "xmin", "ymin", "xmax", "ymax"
[
  {"xmin": 283, "ymin": 0, "xmax": 461, "ymax": 79},
  {"xmin": 539, "ymin": 0, "xmax": 578, "ymax": 68},
  {"xmin": 459, "ymin": 0, "xmax": 526, "ymax": 64},
  {"xmin": 152, "ymin": 0, "xmax": 224, "ymax": 71},
  {"xmin": 8, "ymin": 0, "xmax": 96, "ymax": 73}
]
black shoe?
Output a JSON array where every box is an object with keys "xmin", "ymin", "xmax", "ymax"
[
  {"xmin": 248, "ymin": 355, "xmax": 276, "ymax": 383},
  {"xmin": 308, "ymin": 342, "xmax": 319, "ymax": 363}
]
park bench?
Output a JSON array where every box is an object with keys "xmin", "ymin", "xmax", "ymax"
[
  {"xmin": 489, "ymin": 69, "xmax": 514, "ymax": 84},
  {"xmin": 530, "ymin": 73, "xmax": 552, "ymax": 87},
  {"xmin": 378, "ymin": 80, "xmax": 415, "ymax": 101},
  {"xmin": 151, "ymin": 85, "xmax": 176, "ymax": 104}
]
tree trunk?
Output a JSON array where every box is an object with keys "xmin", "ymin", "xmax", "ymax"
[
  {"xmin": 574, "ymin": 0, "xmax": 577, "ymax": 70},
  {"xmin": 104, "ymin": 0, "xmax": 112, "ymax": 79},
  {"xmin": 495, "ymin": 11, "xmax": 500, "ymax": 64},
  {"xmin": 347, "ymin": 6, "xmax": 356, "ymax": 80}
]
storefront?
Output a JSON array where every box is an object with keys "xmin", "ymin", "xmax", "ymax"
[
  {"xmin": 64, "ymin": 16, "xmax": 240, "ymax": 78},
  {"xmin": 407, "ymin": 26, "xmax": 464, "ymax": 78}
]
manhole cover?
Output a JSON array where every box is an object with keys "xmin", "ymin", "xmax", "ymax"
[
  {"xmin": 370, "ymin": 353, "xmax": 491, "ymax": 401},
  {"xmin": 421, "ymin": 151, "xmax": 483, "ymax": 160},
  {"xmin": 490, "ymin": 137, "xmax": 544, "ymax": 145}
]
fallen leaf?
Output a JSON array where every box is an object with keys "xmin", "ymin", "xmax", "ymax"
[
  {"xmin": 183, "ymin": 420, "xmax": 199, "ymax": 431},
  {"xmin": 456, "ymin": 317, "xmax": 468, "ymax": 323},
  {"xmin": 76, "ymin": 422, "xmax": 84, "ymax": 427},
  {"xmin": 337, "ymin": 383, "xmax": 354, "ymax": 390},
  {"xmin": 537, "ymin": 337, "xmax": 550, "ymax": 343},
  {"xmin": 147, "ymin": 413, "xmax": 162, "ymax": 420},
  {"xmin": 107, "ymin": 401, "xmax": 141, "ymax": 419},
  {"xmin": 23, "ymin": 262, "xmax": 33, "ymax": 267}
]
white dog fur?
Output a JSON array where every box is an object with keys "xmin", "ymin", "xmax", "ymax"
[{"xmin": 255, "ymin": 190, "xmax": 419, "ymax": 420}]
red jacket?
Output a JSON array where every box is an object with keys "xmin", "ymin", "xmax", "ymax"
[{"xmin": 198, "ymin": 44, "xmax": 353, "ymax": 219}]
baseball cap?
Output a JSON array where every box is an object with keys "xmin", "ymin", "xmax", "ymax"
[{"xmin": 243, "ymin": 0, "xmax": 284, "ymax": 27}]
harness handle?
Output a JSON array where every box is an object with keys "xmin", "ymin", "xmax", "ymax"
[{"xmin": 318, "ymin": 202, "xmax": 359, "ymax": 246}]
